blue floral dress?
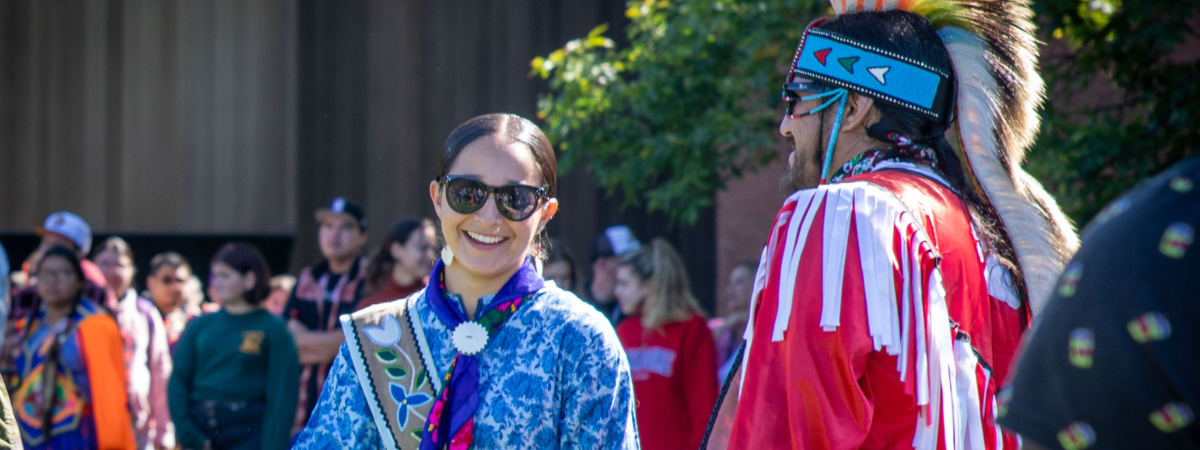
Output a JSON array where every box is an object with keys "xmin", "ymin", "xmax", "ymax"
[{"xmin": 293, "ymin": 284, "xmax": 640, "ymax": 449}]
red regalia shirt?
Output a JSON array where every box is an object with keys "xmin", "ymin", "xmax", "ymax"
[{"xmin": 726, "ymin": 167, "xmax": 1027, "ymax": 450}]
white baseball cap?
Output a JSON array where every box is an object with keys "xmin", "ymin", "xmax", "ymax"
[
  {"xmin": 592, "ymin": 225, "xmax": 641, "ymax": 261},
  {"xmin": 35, "ymin": 211, "xmax": 93, "ymax": 254}
]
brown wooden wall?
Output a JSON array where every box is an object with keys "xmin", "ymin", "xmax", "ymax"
[
  {"xmin": 0, "ymin": 0, "xmax": 719, "ymax": 309},
  {"xmin": 0, "ymin": 0, "xmax": 624, "ymax": 262},
  {"xmin": 0, "ymin": 0, "xmax": 299, "ymax": 234}
]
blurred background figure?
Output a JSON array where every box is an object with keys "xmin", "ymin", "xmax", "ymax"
[
  {"xmin": 2, "ymin": 220, "xmax": 112, "ymax": 394},
  {"xmin": 264, "ymin": 275, "xmax": 296, "ymax": 316},
  {"xmin": 589, "ymin": 225, "xmax": 642, "ymax": 324},
  {"xmin": 358, "ymin": 217, "xmax": 436, "ymax": 310},
  {"xmin": 708, "ymin": 259, "xmax": 756, "ymax": 380},
  {"xmin": 169, "ymin": 242, "xmax": 299, "ymax": 450},
  {"xmin": 0, "ymin": 242, "xmax": 9, "ymax": 351},
  {"xmin": 185, "ymin": 275, "xmax": 217, "ymax": 314},
  {"xmin": 7, "ymin": 213, "xmax": 113, "ymax": 349},
  {"xmin": 283, "ymin": 197, "xmax": 369, "ymax": 434},
  {"xmin": 6, "ymin": 246, "xmax": 134, "ymax": 449},
  {"xmin": 21, "ymin": 212, "xmax": 107, "ymax": 291},
  {"xmin": 614, "ymin": 238, "xmax": 717, "ymax": 450},
  {"xmin": 92, "ymin": 237, "xmax": 175, "ymax": 450},
  {"xmin": 146, "ymin": 252, "xmax": 199, "ymax": 354},
  {"xmin": 543, "ymin": 238, "xmax": 578, "ymax": 292}
]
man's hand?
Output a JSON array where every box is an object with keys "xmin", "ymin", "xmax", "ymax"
[{"xmin": 287, "ymin": 319, "xmax": 309, "ymax": 337}]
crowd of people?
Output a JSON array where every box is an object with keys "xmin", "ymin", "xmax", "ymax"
[
  {"xmin": 0, "ymin": 169, "xmax": 748, "ymax": 449},
  {"xmin": 2, "ymin": 0, "xmax": 1198, "ymax": 447}
]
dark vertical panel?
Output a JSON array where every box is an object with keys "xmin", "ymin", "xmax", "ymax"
[
  {"xmin": 293, "ymin": 0, "xmax": 370, "ymax": 269},
  {"xmin": 83, "ymin": 0, "xmax": 110, "ymax": 226},
  {"xmin": 102, "ymin": 0, "xmax": 124, "ymax": 229},
  {"xmin": 247, "ymin": 0, "xmax": 296, "ymax": 231},
  {"xmin": 365, "ymin": 0, "xmax": 434, "ymax": 253},
  {"xmin": 211, "ymin": 0, "xmax": 239, "ymax": 228},
  {"xmin": 26, "ymin": 1, "xmax": 50, "ymax": 224},
  {"xmin": 40, "ymin": 1, "xmax": 88, "ymax": 220},
  {"xmin": 0, "ymin": 0, "xmax": 33, "ymax": 226},
  {"xmin": 53, "ymin": 1, "xmax": 88, "ymax": 214},
  {"xmin": 176, "ymin": 0, "xmax": 216, "ymax": 228},
  {"xmin": 119, "ymin": 0, "xmax": 182, "ymax": 231}
]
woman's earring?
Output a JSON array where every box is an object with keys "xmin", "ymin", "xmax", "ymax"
[{"xmin": 441, "ymin": 246, "xmax": 454, "ymax": 266}]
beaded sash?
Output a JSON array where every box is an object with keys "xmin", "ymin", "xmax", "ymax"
[{"xmin": 342, "ymin": 294, "xmax": 440, "ymax": 450}]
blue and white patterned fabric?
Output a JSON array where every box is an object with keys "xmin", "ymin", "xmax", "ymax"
[{"xmin": 293, "ymin": 284, "xmax": 640, "ymax": 449}]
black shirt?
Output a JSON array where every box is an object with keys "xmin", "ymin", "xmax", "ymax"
[{"xmin": 998, "ymin": 157, "xmax": 1200, "ymax": 449}]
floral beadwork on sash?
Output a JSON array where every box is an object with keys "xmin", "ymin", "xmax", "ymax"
[{"xmin": 342, "ymin": 295, "xmax": 439, "ymax": 449}]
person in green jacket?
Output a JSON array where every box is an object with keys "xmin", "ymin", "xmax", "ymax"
[{"xmin": 168, "ymin": 243, "xmax": 299, "ymax": 450}]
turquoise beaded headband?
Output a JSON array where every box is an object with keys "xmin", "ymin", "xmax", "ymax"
[{"xmin": 789, "ymin": 25, "xmax": 954, "ymax": 123}]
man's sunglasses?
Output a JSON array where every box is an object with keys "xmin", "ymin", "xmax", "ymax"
[
  {"xmin": 439, "ymin": 175, "xmax": 548, "ymax": 221},
  {"xmin": 782, "ymin": 80, "xmax": 831, "ymax": 116}
]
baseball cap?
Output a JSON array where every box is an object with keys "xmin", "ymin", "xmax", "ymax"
[
  {"xmin": 35, "ymin": 211, "xmax": 93, "ymax": 254},
  {"xmin": 315, "ymin": 197, "xmax": 368, "ymax": 231},
  {"xmin": 591, "ymin": 225, "xmax": 641, "ymax": 261}
]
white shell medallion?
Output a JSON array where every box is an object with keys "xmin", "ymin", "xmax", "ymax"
[{"xmin": 451, "ymin": 321, "xmax": 488, "ymax": 356}]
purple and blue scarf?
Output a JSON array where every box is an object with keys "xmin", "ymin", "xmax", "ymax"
[{"xmin": 419, "ymin": 258, "xmax": 543, "ymax": 450}]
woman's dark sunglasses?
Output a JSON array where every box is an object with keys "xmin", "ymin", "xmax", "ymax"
[
  {"xmin": 782, "ymin": 80, "xmax": 830, "ymax": 116},
  {"xmin": 440, "ymin": 175, "xmax": 548, "ymax": 221}
]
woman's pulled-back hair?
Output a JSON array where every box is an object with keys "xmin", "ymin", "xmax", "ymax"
[
  {"xmin": 367, "ymin": 217, "xmax": 434, "ymax": 291},
  {"xmin": 619, "ymin": 238, "xmax": 705, "ymax": 330},
  {"xmin": 817, "ymin": 11, "xmax": 1026, "ymax": 302},
  {"xmin": 437, "ymin": 113, "xmax": 557, "ymax": 197},
  {"xmin": 435, "ymin": 113, "xmax": 558, "ymax": 260},
  {"xmin": 211, "ymin": 242, "xmax": 272, "ymax": 305},
  {"xmin": 92, "ymin": 236, "xmax": 135, "ymax": 267}
]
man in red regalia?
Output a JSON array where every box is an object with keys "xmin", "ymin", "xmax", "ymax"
[{"xmin": 704, "ymin": 0, "xmax": 1079, "ymax": 448}]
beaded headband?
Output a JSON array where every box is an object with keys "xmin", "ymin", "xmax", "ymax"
[{"xmin": 789, "ymin": 24, "xmax": 954, "ymax": 122}]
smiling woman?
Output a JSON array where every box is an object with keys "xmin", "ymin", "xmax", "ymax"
[{"xmin": 294, "ymin": 113, "xmax": 639, "ymax": 450}]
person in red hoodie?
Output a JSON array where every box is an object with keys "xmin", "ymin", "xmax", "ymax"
[{"xmin": 614, "ymin": 238, "xmax": 717, "ymax": 450}]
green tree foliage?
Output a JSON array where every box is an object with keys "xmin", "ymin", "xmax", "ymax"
[
  {"xmin": 535, "ymin": 0, "xmax": 1199, "ymax": 226},
  {"xmin": 532, "ymin": 0, "xmax": 825, "ymax": 225},
  {"xmin": 1026, "ymin": 0, "xmax": 1198, "ymax": 225}
]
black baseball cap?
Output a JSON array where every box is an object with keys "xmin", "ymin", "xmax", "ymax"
[{"xmin": 315, "ymin": 197, "xmax": 367, "ymax": 231}]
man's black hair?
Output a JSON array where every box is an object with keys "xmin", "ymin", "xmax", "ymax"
[{"xmin": 817, "ymin": 10, "xmax": 1026, "ymax": 302}]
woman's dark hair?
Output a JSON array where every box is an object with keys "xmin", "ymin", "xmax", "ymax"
[
  {"xmin": 211, "ymin": 242, "xmax": 272, "ymax": 305},
  {"xmin": 435, "ymin": 113, "xmax": 558, "ymax": 259},
  {"xmin": 544, "ymin": 238, "xmax": 577, "ymax": 288},
  {"xmin": 815, "ymin": 11, "xmax": 1026, "ymax": 304},
  {"xmin": 367, "ymin": 217, "xmax": 434, "ymax": 291},
  {"xmin": 37, "ymin": 245, "xmax": 87, "ymax": 286}
]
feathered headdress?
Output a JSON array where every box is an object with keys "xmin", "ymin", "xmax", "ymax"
[{"xmin": 793, "ymin": 0, "xmax": 1079, "ymax": 311}]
